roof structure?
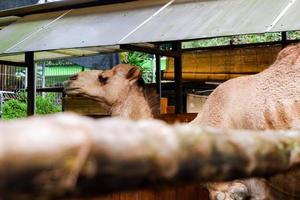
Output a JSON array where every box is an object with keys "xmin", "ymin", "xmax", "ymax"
[
  {"xmin": 0, "ymin": 0, "xmax": 39, "ymax": 11},
  {"xmin": 0, "ymin": 0, "xmax": 299, "ymax": 62}
]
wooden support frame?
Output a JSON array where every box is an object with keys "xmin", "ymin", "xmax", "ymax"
[{"xmin": 25, "ymin": 52, "xmax": 36, "ymax": 116}]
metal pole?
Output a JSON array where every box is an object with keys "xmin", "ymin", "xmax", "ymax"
[
  {"xmin": 281, "ymin": 31, "xmax": 287, "ymax": 48},
  {"xmin": 0, "ymin": 92, "xmax": 3, "ymax": 119},
  {"xmin": 155, "ymin": 54, "xmax": 161, "ymax": 95},
  {"xmin": 155, "ymin": 53, "xmax": 161, "ymax": 113},
  {"xmin": 173, "ymin": 41, "xmax": 183, "ymax": 114},
  {"xmin": 41, "ymin": 62, "xmax": 46, "ymax": 97},
  {"xmin": 25, "ymin": 52, "xmax": 36, "ymax": 116}
]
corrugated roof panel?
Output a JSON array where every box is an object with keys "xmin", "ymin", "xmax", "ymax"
[
  {"xmin": 122, "ymin": 0, "xmax": 289, "ymax": 44},
  {"xmin": 271, "ymin": 0, "xmax": 300, "ymax": 32},
  {"xmin": 1, "ymin": 1, "xmax": 166, "ymax": 54},
  {"xmin": 0, "ymin": 10, "xmax": 66, "ymax": 53},
  {"xmin": 0, "ymin": 0, "xmax": 299, "ymax": 58}
]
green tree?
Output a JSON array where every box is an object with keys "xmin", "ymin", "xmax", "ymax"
[{"xmin": 120, "ymin": 51, "xmax": 154, "ymax": 83}]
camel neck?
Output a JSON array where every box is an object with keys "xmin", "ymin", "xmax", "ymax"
[{"xmin": 111, "ymin": 86, "xmax": 153, "ymax": 120}]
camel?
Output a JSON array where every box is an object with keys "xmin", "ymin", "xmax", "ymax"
[
  {"xmin": 191, "ymin": 43, "xmax": 300, "ymax": 200},
  {"xmin": 64, "ymin": 43, "xmax": 300, "ymax": 200},
  {"xmin": 64, "ymin": 64, "xmax": 159, "ymax": 120}
]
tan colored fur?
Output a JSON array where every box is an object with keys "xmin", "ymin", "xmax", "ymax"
[
  {"xmin": 192, "ymin": 44, "xmax": 300, "ymax": 200},
  {"xmin": 64, "ymin": 64, "xmax": 153, "ymax": 120},
  {"xmin": 192, "ymin": 44, "xmax": 300, "ymax": 130}
]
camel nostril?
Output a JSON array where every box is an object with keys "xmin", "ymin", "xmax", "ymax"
[{"xmin": 70, "ymin": 74, "xmax": 78, "ymax": 80}]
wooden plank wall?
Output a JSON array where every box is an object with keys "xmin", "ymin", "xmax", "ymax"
[{"xmin": 164, "ymin": 45, "xmax": 282, "ymax": 81}]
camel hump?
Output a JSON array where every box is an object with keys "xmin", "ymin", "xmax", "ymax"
[
  {"xmin": 274, "ymin": 43, "xmax": 300, "ymax": 65},
  {"xmin": 263, "ymin": 99, "xmax": 300, "ymax": 130}
]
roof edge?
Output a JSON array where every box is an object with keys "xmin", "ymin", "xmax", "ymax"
[{"xmin": 0, "ymin": 0, "xmax": 135, "ymax": 17}]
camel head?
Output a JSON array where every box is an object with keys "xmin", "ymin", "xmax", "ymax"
[{"xmin": 64, "ymin": 64, "xmax": 144, "ymax": 108}]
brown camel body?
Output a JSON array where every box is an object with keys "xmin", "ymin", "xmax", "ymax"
[
  {"xmin": 64, "ymin": 44, "xmax": 300, "ymax": 200},
  {"xmin": 192, "ymin": 43, "xmax": 300, "ymax": 200}
]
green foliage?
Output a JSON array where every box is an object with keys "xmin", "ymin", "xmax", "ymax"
[
  {"xmin": 182, "ymin": 37, "xmax": 232, "ymax": 48},
  {"xmin": 2, "ymin": 93, "xmax": 61, "ymax": 120},
  {"xmin": 121, "ymin": 51, "xmax": 151, "ymax": 67},
  {"xmin": 36, "ymin": 94, "xmax": 61, "ymax": 115},
  {"xmin": 288, "ymin": 31, "xmax": 300, "ymax": 40},
  {"xmin": 182, "ymin": 31, "xmax": 300, "ymax": 49},
  {"xmin": 120, "ymin": 51, "xmax": 154, "ymax": 83},
  {"xmin": 232, "ymin": 32, "xmax": 281, "ymax": 44},
  {"xmin": 2, "ymin": 99, "xmax": 27, "ymax": 119}
]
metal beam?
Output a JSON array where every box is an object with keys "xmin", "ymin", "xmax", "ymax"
[
  {"xmin": 281, "ymin": 32, "xmax": 287, "ymax": 47},
  {"xmin": 120, "ymin": 44, "xmax": 179, "ymax": 58},
  {"xmin": 0, "ymin": 60, "xmax": 26, "ymax": 67},
  {"xmin": 172, "ymin": 41, "xmax": 183, "ymax": 114},
  {"xmin": 25, "ymin": 52, "xmax": 35, "ymax": 116},
  {"xmin": 155, "ymin": 54, "xmax": 161, "ymax": 94},
  {"xmin": 155, "ymin": 53, "xmax": 161, "ymax": 113},
  {"xmin": 36, "ymin": 87, "xmax": 64, "ymax": 93}
]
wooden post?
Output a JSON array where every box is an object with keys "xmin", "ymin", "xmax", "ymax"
[
  {"xmin": 173, "ymin": 41, "xmax": 183, "ymax": 114},
  {"xmin": 25, "ymin": 51, "xmax": 35, "ymax": 116}
]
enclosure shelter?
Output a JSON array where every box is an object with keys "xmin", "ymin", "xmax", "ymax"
[{"xmin": 0, "ymin": 0, "xmax": 300, "ymax": 115}]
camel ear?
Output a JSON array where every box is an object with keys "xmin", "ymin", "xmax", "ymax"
[{"xmin": 126, "ymin": 66, "xmax": 142, "ymax": 84}]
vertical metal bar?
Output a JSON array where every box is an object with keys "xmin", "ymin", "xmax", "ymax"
[
  {"xmin": 155, "ymin": 53, "xmax": 161, "ymax": 113},
  {"xmin": 281, "ymin": 31, "xmax": 287, "ymax": 47},
  {"xmin": 0, "ymin": 92, "xmax": 3, "ymax": 119},
  {"xmin": 25, "ymin": 51, "xmax": 35, "ymax": 116},
  {"xmin": 173, "ymin": 41, "xmax": 183, "ymax": 114},
  {"xmin": 155, "ymin": 54, "xmax": 161, "ymax": 94},
  {"xmin": 42, "ymin": 62, "xmax": 46, "ymax": 97}
]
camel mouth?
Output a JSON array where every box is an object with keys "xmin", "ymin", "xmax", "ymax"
[
  {"xmin": 63, "ymin": 87, "xmax": 82, "ymax": 96},
  {"xmin": 63, "ymin": 80, "xmax": 81, "ymax": 95}
]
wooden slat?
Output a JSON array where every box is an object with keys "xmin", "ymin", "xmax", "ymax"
[{"xmin": 164, "ymin": 45, "xmax": 281, "ymax": 81}]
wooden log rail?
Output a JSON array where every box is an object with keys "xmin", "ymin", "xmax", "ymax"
[{"xmin": 1, "ymin": 113, "xmax": 300, "ymax": 198}]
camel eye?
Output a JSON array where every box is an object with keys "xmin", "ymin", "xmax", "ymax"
[{"xmin": 98, "ymin": 75, "xmax": 108, "ymax": 84}]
